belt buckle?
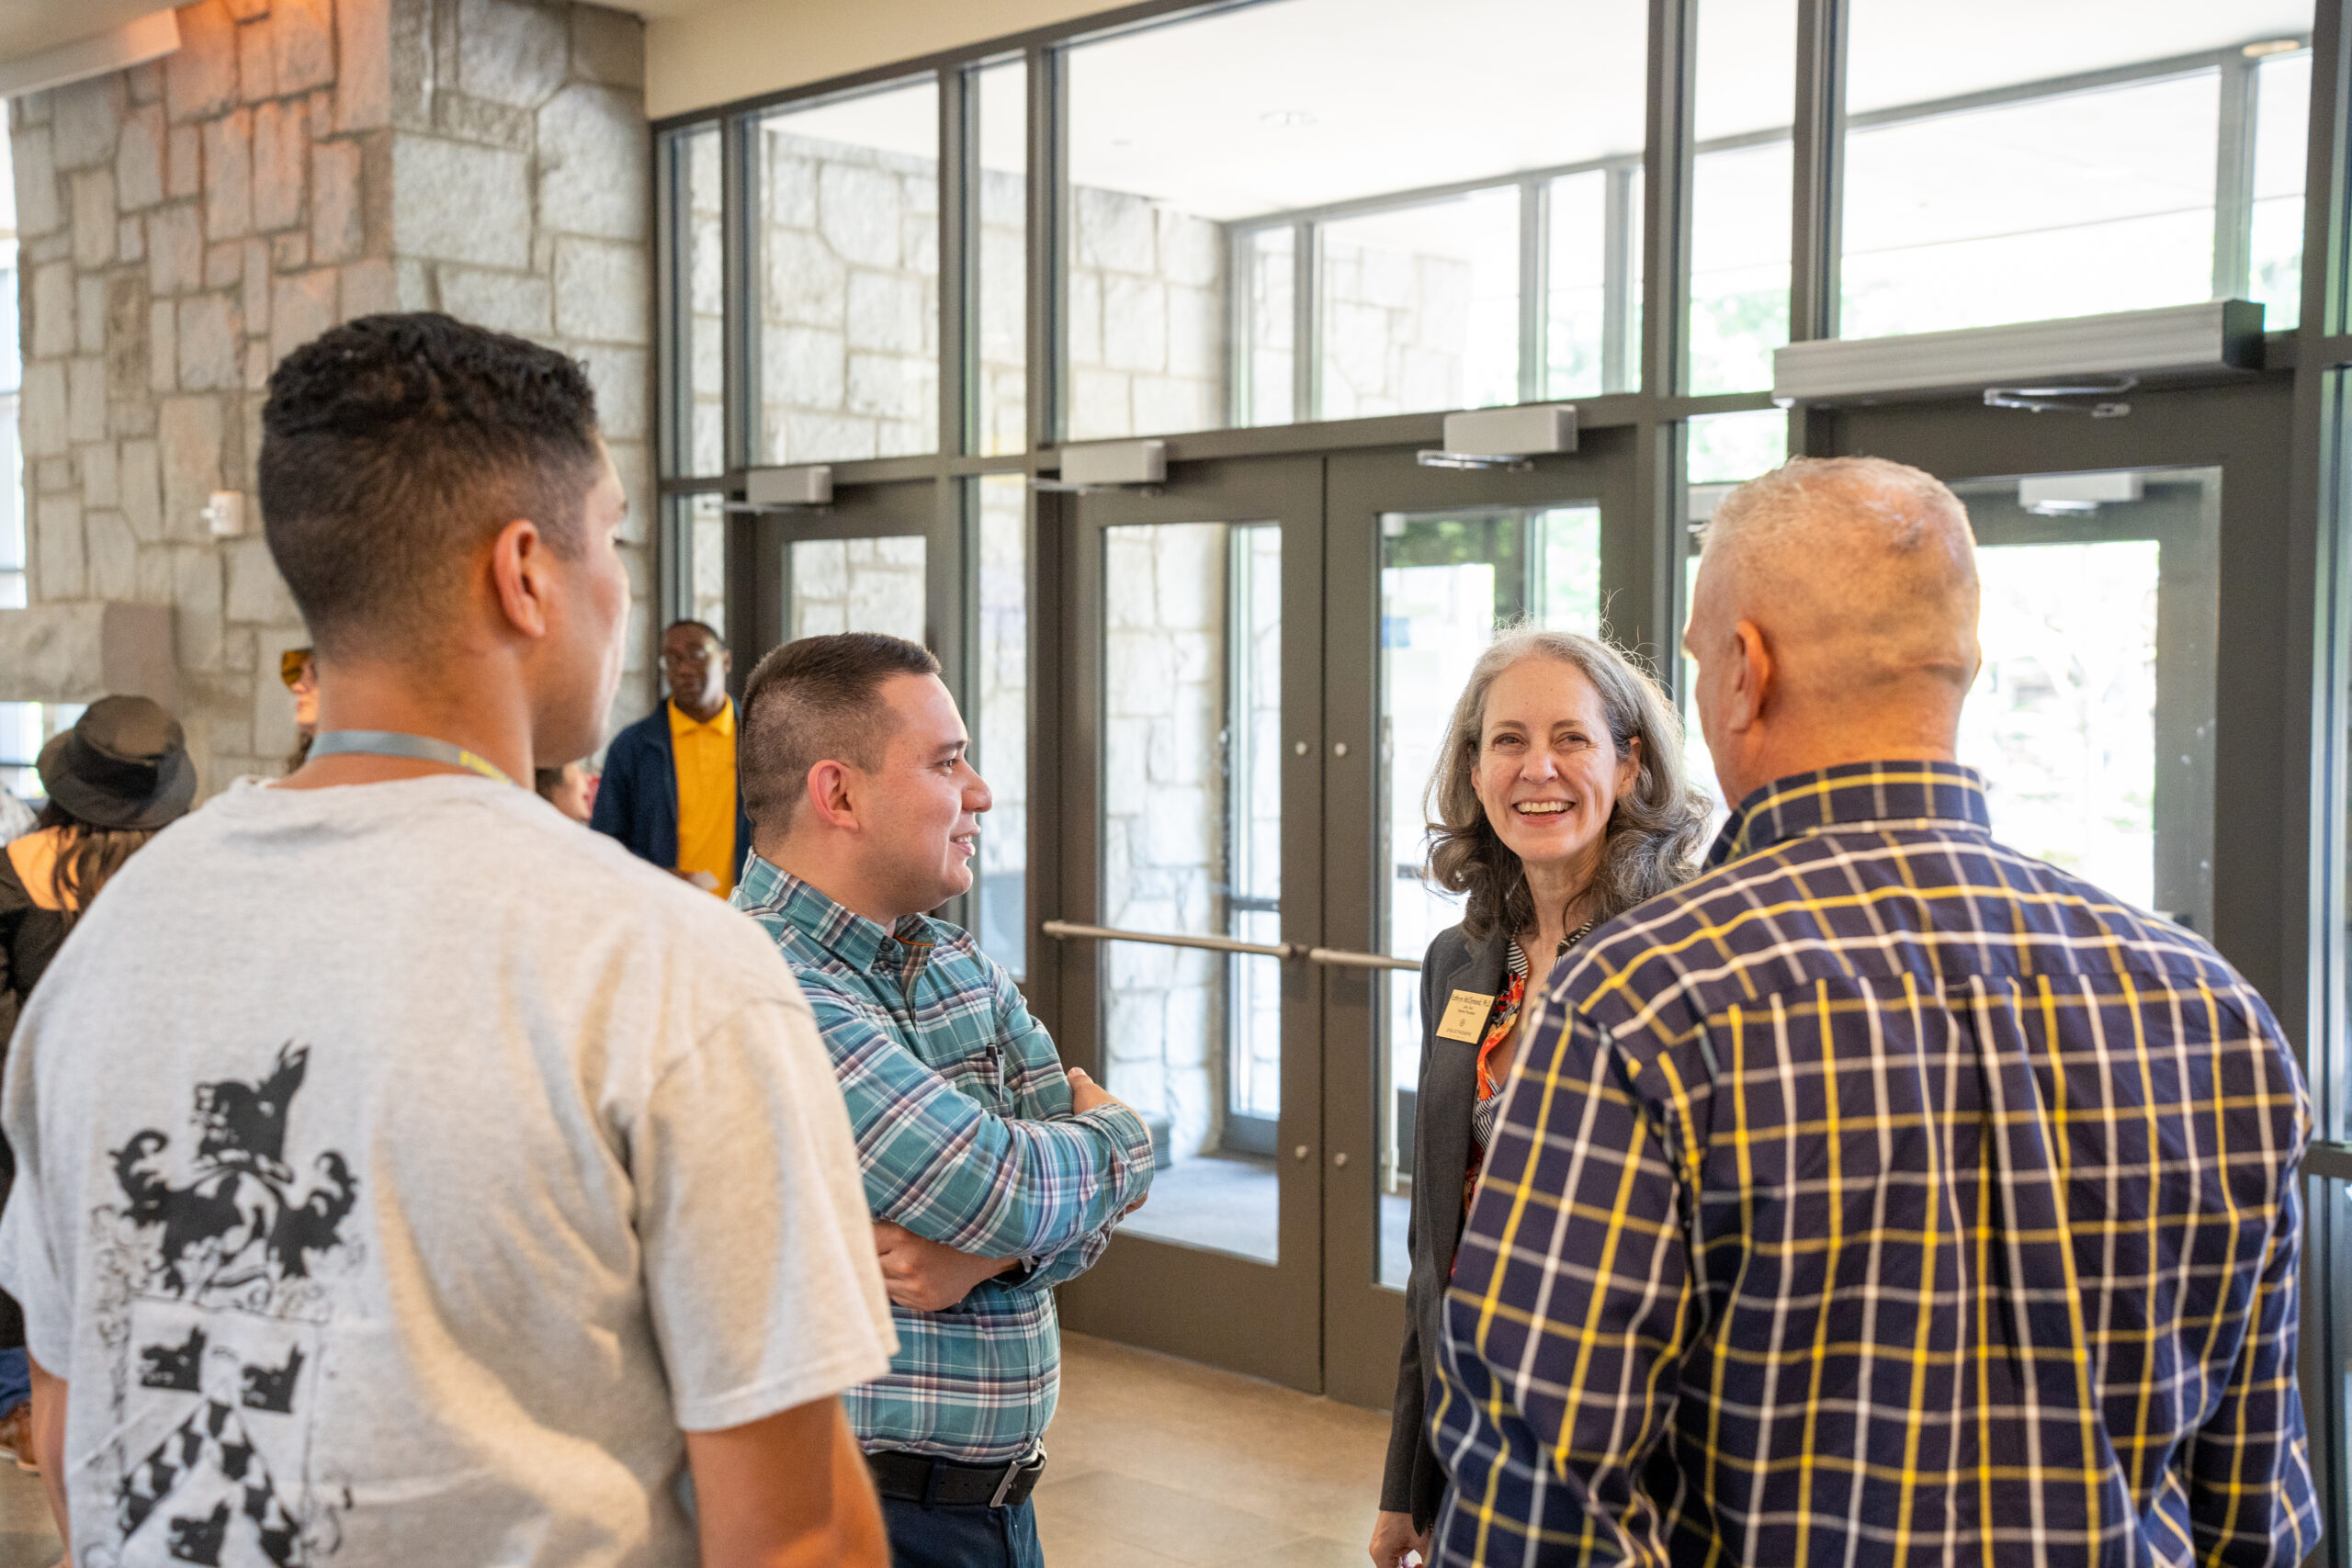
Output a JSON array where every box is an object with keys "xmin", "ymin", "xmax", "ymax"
[{"xmin": 989, "ymin": 1446, "xmax": 1044, "ymax": 1508}]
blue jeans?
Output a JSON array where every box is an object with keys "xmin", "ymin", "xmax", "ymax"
[
  {"xmin": 880, "ymin": 1495, "xmax": 1043, "ymax": 1568},
  {"xmin": 0, "ymin": 1347, "xmax": 26, "ymax": 1415}
]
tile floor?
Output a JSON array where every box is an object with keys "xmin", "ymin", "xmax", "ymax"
[
  {"xmin": 0, "ymin": 1461, "xmax": 54, "ymax": 1568},
  {"xmin": 1038, "ymin": 1331, "xmax": 1388, "ymax": 1567},
  {"xmin": 0, "ymin": 1331, "xmax": 1390, "ymax": 1567}
]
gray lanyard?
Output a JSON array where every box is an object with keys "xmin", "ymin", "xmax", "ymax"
[{"xmin": 307, "ymin": 729, "xmax": 519, "ymax": 788}]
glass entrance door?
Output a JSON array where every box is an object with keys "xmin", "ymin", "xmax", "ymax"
[
  {"xmin": 1050, "ymin": 454, "xmax": 1325, "ymax": 1391},
  {"xmin": 1051, "ymin": 438, "xmax": 1647, "ymax": 1396},
  {"xmin": 1320, "ymin": 440, "xmax": 1645, "ymax": 1405}
]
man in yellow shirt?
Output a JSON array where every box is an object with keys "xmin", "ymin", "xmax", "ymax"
[{"xmin": 588, "ymin": 621, "xmax": 751, "ymax": 895}]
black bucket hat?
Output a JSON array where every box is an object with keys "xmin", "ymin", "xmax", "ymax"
[{"xmin": 37, "ymin": 696, "xmax": 198, "ymax": 831}]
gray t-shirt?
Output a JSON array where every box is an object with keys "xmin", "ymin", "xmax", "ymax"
[{"xmin": 0, "ymin": 775, "xmax": 895, "ymax": 1568}]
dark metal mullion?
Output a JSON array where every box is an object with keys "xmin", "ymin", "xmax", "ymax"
[
  {"xmin": 1789, "ymin": 0, "xmax": 1846, "ymax": 346},
  {"xmin": 1601, "ymin": 166, "xmax": 1634, "ymax": 394},
  {"xmin": 722, "ymin": 113, "xmax": 757, "ymax": 474},
  {"xmin": 1633, "ymin": 0, "xmax": 1696, "ymax": 695},
  {"xmin": 1026, "ymin": 45, "xmax": 1064, "ymax": 449},
  {"xmin": 940, "ymin": 66, "xmax": 976, "ymax": 459},
  {"xmin": 1519, "ymin": 176, "xmax": 1548, "ymax": 405},
  {"xmin": 1293, "ymin": 220, "xmax": 1319, "ymax": 423},
  {"xmin": 2214, "ymin": 50, "xmax": 2256, "ymax": 303},
  {"xmin": 1226, "ymin": 224, "xmax": 1252, "ymax": 427}
]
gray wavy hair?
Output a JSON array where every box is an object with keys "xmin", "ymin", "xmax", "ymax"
[{"xmin": 1424, "ymin": 628, "xmax": 1710, "ymax": 941}]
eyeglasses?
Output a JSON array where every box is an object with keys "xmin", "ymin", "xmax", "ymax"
[{"xmin": 280, "ymin": 648, "xmax": 315, "ymax": 690}]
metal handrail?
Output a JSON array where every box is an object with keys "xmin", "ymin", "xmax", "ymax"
[
  {"xmin": 1040, "ymin": 919, "xmax": 1423, "ymax": 972},
  {"xmin": 1305, "ymin": 947, "xmax": 1422, "ymax": 972},
  {"xmin": 1040, "ymin": 919, "xmax": 1295, "ymax": 960}
]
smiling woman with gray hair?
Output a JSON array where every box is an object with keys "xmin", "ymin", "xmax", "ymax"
[{"xmin": 1369, "ymin": 627, "xmax": 1709, "ymax": 1568}]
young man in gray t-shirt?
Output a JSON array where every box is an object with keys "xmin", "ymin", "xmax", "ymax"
[{"xmin": 0, "ymin": 313, "xmax": 897, "ymax": 1566}]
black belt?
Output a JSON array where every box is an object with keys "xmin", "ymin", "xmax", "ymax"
[{"xmin": 866, "ymin": 1447, "xmax": 1046, "ymax": 1509}]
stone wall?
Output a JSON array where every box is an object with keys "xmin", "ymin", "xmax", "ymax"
[
  {"xmin": 7, "ymin": 0, "xmax": 654, "ymax": 795},
  {"xmin": 786, "ymin": 533, "xmax": 924, "ymax": 640}
]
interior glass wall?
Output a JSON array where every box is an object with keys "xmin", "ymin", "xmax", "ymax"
[
  {"xmin": 1063, "ymin": 0, "xmax": 1647, "ymax": 438},
  {"xmin": 751, "ymin": 79, "xmax": 942, "ymax": 463},
  {"xmin": 1838, "ymin": 2, "xmax": 2312, "ymax": 339},
  {"xmin": 977, "ymin": 61, "xmax": 1028, "ymax": 456},
  {"xmin": 1690, "ymin": 0, "xmax": 1796, "ymax": 393},
  {"xmin": 677, "ymin": 125, "xmax": 726, "ymax": 478}
]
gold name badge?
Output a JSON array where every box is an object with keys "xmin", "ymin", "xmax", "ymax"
[{"xmin": 1435, "ymin": 989, "xmax": 1496, "ymax": 1043}]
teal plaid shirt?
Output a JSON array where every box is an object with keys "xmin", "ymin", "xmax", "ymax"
[{"xmin": 733, "ymin": 855, "xmax": 1153, "ymax": 1461}]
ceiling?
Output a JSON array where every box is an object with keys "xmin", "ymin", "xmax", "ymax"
[{"xmin": 0, "ymin": 0, "xmax": 174, "ymax": 63}]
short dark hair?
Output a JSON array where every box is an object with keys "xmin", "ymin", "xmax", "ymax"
[
  {"xmin": 259, "ymin": 312, "xmax": 603, "ymax": 659},
  {"xmin": 665, "ymin": 619, "xmax": 724, "ymax": 648},
  {"xmin": 741, "ymin": 632, "xmax": 942, "ymax": 833}
]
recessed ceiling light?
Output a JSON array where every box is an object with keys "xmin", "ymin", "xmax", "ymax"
[
  {"xmin": 2243, "ymin": 39, "xmax": 2302, "ymax": 57},
  {"xmin": 1261, "ymin": 108, "xmax": 1317, "ymax": 128}
]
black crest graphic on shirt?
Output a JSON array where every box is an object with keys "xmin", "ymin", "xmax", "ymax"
[
  {"xmin": 110, "ymin": 1044, "xmax": 357, "ymax": 1305},
  {"xmin": 92, "ymin": 1043, "xmax": 357, "ymax": 1567}
]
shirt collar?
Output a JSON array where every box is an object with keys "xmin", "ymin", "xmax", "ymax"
[
  {"xmin": 1709, "ymin": 760, "xmax": 1993, "ymax": 866},
  {"xmin": 667, "ymin": 696, "xmax": 735, "ymax": 739},
  {"xmin": 735, "ymin": 852, "xmax": 933, "ymax": 973}
]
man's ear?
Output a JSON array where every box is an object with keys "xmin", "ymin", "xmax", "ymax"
[
  {"xmin": 804, "ymin": 759, "xmax": 861, "ymax": 831},
  {"xmin": 488, "ymin": 518, "xmax": 550, "ymax": 639},
  {"xmin": 1726, "ymin": 619, "xmax": 1772, "ymax": 735}
]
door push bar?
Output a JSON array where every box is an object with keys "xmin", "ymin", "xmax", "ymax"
[{"xmin": 1040, "ymin": 919, "xmax": 1423, "ymax": 973}]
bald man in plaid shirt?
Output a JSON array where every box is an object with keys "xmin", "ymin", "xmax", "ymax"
[{"xmin": 1430, "ymin": 457, "xmax": 2316, "ymax": 1566}]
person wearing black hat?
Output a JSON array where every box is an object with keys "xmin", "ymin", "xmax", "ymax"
[{"xmin": 0, "ymin": 694, "xmax": 194, "ymax": 1473}]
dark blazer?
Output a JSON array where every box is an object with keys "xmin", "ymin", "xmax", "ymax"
[
  {"xmin": 588, "ymin": 699, "xmax": 752, "ymax": 883},
  {"xmin": 1380, "ymin": 920, "xmax": 1514, "ymax": 1533}
]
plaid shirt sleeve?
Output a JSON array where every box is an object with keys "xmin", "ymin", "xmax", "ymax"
[
  {"xmin": 1431, "ymin": 999, "xmax": 1702, "ymax": 1567},
  {"xmin": 990, "ymin": 973, "xmax": 1139, "ymax": 1289},
  {"xmin": 2188, "ymin": 1168, "xmax": 2316, "ymax": 1565},
  {"xmin": 804, "ymin": 980, "xmax": 1153, "ymax": 1263}
]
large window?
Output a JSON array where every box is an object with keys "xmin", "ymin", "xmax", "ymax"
[
  {"xmin": 1838, "ymin": 2, "xmax": 2312, "ymax": 339},
  {"xmin": 1062, "ymin": 0, "xmax": 1649, "ymax": 437}
]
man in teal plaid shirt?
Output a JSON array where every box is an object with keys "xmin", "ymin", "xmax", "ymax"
[{"xmin": 732, "ymin": 630, "xmax": 1153, "ymax": 1568}]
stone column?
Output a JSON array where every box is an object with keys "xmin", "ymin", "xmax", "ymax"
[{"xmin": 6, "ymin": 0, "xmax": 654, "ymax": 795}]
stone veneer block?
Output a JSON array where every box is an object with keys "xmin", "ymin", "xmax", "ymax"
[
  {"xmin": 29, "ymin": 265, "xmax": 73, "ymax": 359},
  {"xmin": 0, "ymin": 602, "xmax": 178, "ymax": 708},
  {"xmin": 537, "ymin": 84, "xmax": 647, "ymax": 243},
  {"xmin": 310, "ymin": 138, "xmax": 362, "ymax": 261},
  {"xmin": 169, "ymin": 2, "xmax": 242, "ymax": 125},
  {"xmin": 12, "ymin": 125, "xmax": 61, "ymax": 237},
  {"xmin": 271, "ymin": 269, "xmax": 339, "ymax": 364},
  {"xmin": 552, "ymin": 237, "xmax": 648, "ymax": 344},
  {"xmin": 35, "ymin": 495, "xmax": 86, "ymax": 599},
  {"xmin": 252, "ymin": 100, "xmax": 308, "ymax": 233},
  {"xmin": 158, "ymin": 397, "xmax": 225, "ymax": 540},
  {"xmin": 435, "ymin": 266, "xmax": 552, "ymax": 335},
  {"xmin": 178, "ymin": 295, "xmax": 243, "ymax": 391},
  {"xmin": 203, "ymin": 111, "xmax": 254, "ymax": 240},
  {"xmin": 274, "ymin": 0, "xmax": 338, "ymax": 96},
  {"xmin": 237, "ymin": 14, "xmax": 277, "ymax": 105},
  {"xmin": 337, "ymin": 0, "xmax": 392, "ymax": 131},
  {"xmin": 390, "ymin": 135, "xmax": 530, "ymax": 268},
  {"xmin": 117, "ymin": 104, "xmax": 166, "ymax": 210},
  {"xmin": 52, "ymin": 78, "xmax": 126, "ymax": 174},
  {"xmin": 71, "ymin": 171, "xmax": 118, "ymax": 269},
  {"xmin": 458, "ymin": 0, "xmax": 571, "ymax": 108}
]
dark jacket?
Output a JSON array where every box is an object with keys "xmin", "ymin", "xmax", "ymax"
[
  {"xmin": 1381, "ymin": 921, "xmax": 1513, "ymax": 1533},
  {"xmin": 589, "ymin": 699, "xmax": 752, "ymax": 883}
]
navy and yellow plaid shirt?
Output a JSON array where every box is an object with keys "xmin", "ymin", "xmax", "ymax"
[
  {"xmin": 1431, "ymin": 762, "xmax": 2316, "ymax": 1566},
  {"xmin": 734, "ymin": 855, "xmax": 1154, "ymax": 1462}
]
